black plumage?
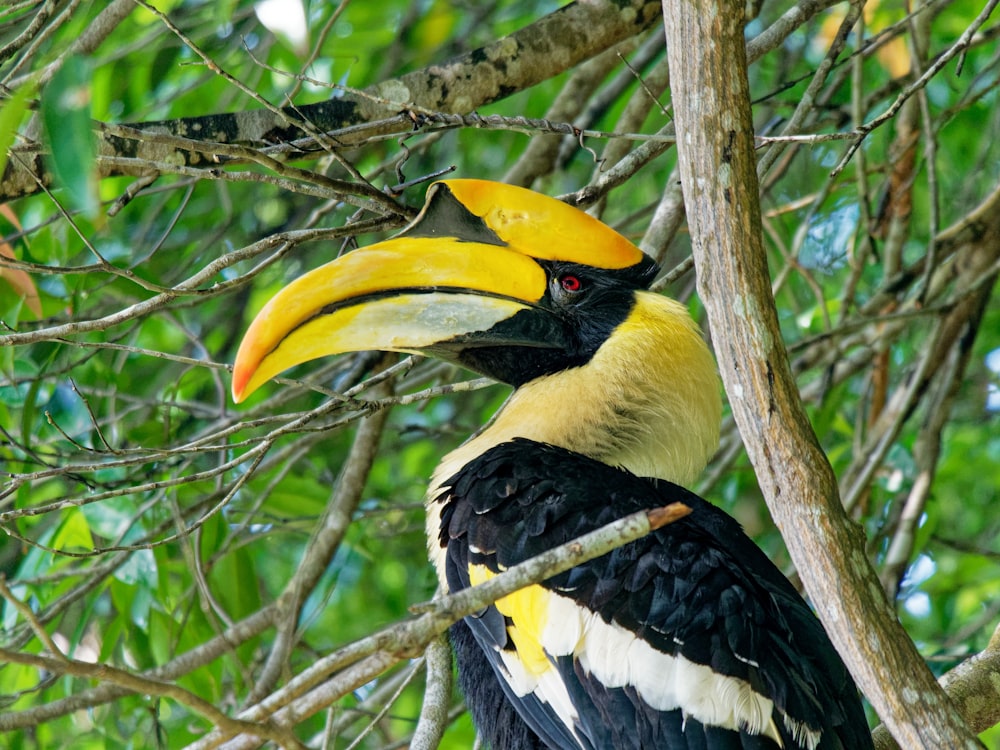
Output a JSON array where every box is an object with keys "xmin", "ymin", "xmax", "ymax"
[{"xmin": 436, "ymin": 439, "xmax": 873, "ymax": 750}]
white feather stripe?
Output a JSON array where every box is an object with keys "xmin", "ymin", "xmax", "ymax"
[
  {"xmin": 492, "ymin": 635, "xmax": 588, "ymax": 749},
  {"xmin": 539, "ymin": 592, "xmax": 590, "ymax": 656},
  {"xmin": 494, "ymin": 641, "xmax": 538, "ymax": 696},
  {"xmin": 457, "ymin": 576, "xmax": 794, "ymax": 745},
  {"xmin": 536, "ymin": 667, "xmax": 586, "ymax": 744},
  {"xmin": 626, "ymin": 634, "xmax": 680, "ymax": 706},
  {"xmin": 573, "ymin": 610, "xmax": 639, "ymax": 689},
  {"xmin": 538, "ymin": 592, "xmax": 784, "ymax": 744},
  {"xmin": 672, "ymin": 655, "xmax": 776, "ymax": 737},
  {"xmin": 783, "ymin": 714, "xmax": 823, "ymax": 750}
]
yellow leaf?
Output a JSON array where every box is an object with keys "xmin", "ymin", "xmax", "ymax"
[
  {"xmin": 0, "ymin": 205, "xmax": 41, "ymax": 318},
  {"xmin": 52, "ymin": 510, "xmax": 95, "ymax": 554}
]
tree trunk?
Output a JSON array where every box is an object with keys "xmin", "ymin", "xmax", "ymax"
[{"xmin": 660, "ymin": 1, "xmax": 982, "ymax": 747}]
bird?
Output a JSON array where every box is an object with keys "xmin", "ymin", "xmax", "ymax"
[{"xmin": 231, "ymin": 179, "xmax": 874, "ymax": 750}]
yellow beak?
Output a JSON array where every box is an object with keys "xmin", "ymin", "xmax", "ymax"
[
  {"xmin": 232, "ymin": 180, "xmax": 648, "ymax": 402},
  {"xmin": 232, "ymin": 237, "xmax": 548, "ymax": 401}
]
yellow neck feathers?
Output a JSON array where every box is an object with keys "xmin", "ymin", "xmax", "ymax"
[
  {"xmin": 438, "ymin": 293, "xmax": 720, "ymax": 485},
  {"xmin": 426, "ymin": 292, "xmax": 720, "ymax": 581}
]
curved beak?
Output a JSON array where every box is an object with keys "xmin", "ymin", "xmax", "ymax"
[
  {"xmin": 232, "ymin": 237, "xmax": 548, "ymax": 401},
  {"xmin": 232, "ymin": 180, "xmax": 649, "ymax": 403}
]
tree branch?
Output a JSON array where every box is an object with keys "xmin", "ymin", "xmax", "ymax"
[
  {"xmin": 661, "ymin": 1, "xmax": 983, "ymax": 747},
  {"xmin": 0, "ymin": 0, "xmax": 662, "ymax": 203},
  {"xmin": 410, "ymin": 633, "xmax": 453, "ymax": 750},
  {"xmin": 874, "ymin": 622, "xmax": 1000, "ymax": 749},
  {"xmin": 0, "ymin": 646, "xmax": 307, "ymax": 749},
  {"xmin": 186, "ymin": 502, "xmax": 691, "ymax": 749},
  {"xmin": 246, "ymin": 379, "xmax": 392, "ymax": 704}
]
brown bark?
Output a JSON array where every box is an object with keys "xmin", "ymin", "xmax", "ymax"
[
  {"xmin": 660, "ymin": 1, "xmax": 982, "ymax": 747},
  {"xmin": 0, "ymin": 0, "xmax": 662, "ymax": 204}
]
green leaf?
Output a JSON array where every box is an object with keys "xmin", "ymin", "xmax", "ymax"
[
  {"xmin": 0, "ymin": 81, "xmax": 35, "ymax": 179},
  {"xmin": 210, "ymin": 545, "xmax": 262, "ymax": 620},
  {"xmin": 39, "ymin": 56, "xmax": 99, "ymax": 219},
  {"xmin": 51, "ymin": 509, "xmax": 94, "ymax": 553}
]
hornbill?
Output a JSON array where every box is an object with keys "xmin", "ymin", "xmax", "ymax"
[{"xmin": 232, "ymin": 180, "xmax": 873, "ymax": 750}]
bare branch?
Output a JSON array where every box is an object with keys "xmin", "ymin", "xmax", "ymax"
[
  {"xmin": 0, "ymin": 0, "xmax": 663, "ymax": 203},
  {"xmin": 874, "ymin": 623, "xmax": 1000, "ymax": 749},
  {"xmin": 247, "ymin": 380, "xmax": 393, "ymax": 704},
  {"xmin": 187, "ymin": 503, "xmax": 691, "ymax": 749},
  {"xmin": 0, "ymin": 647, "xmax": 308, "ymax": 749},
  {"xmin": 661, "ymin": 1, "xmax": 982, "ymax": 746},
  {"xmin": 410, "ymin": 633, "xmax": 453, "ymax": 750}
]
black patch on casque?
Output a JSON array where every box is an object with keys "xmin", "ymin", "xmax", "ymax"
[
  {"xmin": 403, "ymin": 183, "xmax": 507, "ymax": 246},
  {"xmin": 437, "ymin": 439, "xmax": 874, "ymax": 750}
]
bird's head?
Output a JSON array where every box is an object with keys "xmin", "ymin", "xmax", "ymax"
[
  {"xmin": 233, "ymin": 180, "xmax": 720, "ymax": 482},
  {"xmin": 233, "ymin": 179, "xmax": 659, "ymax": 399}
]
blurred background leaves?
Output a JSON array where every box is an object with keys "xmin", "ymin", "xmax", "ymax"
[{"xmin": 1, "ymin": 0, "xmax": 999, "ymax": 747}]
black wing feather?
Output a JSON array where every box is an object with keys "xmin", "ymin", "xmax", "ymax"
[
  {"xmin": 451, "ymin": 618, "xmax": 550, "ymax": 749},
  {"xmin": 436, "ymin": 438, "xmax": 873, "ymax": 750}
]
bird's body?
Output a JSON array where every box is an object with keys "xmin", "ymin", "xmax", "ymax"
[
  {"xmin": 439, "ymin": 441, "xmax": 869, "ymax": 750},
  {"xmin": 232, "ymin": 179, "xmax": 874, "ymax": 749},
  {"xmin": 425, "ymin": 290, "xmax": 721, "ymax": 583}
]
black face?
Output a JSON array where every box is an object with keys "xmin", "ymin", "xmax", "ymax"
[{"xmin": 440, "ymin": 255, "xmax": 659, "ymax": 387}]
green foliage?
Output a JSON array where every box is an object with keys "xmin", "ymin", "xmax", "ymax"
[
  {"xmin": 40, "ymin": 56, "xmax": 99, "ymax": 219},
  {"xmin": 1, "ymin": 0, "xmax": 999, "ymax": 747}
]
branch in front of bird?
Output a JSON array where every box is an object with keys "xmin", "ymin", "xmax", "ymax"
[
  {"xmin": 184, "ymin": 502, "xmax": 694, "ymax": 743},
  {"xmin": 407, "ymin": 501, "xmax": 692, "ymax": 622}
]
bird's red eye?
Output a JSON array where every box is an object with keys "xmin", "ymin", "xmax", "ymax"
[{"xmin": 560, "ymin": 275, "xmax": 582, "ymax": 292}]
